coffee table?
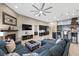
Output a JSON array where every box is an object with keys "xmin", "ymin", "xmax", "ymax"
[{"xmin": 25, "ymin": 40, "xmax": 40, "ymax": 52}]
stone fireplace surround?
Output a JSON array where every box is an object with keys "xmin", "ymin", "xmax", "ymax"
[
  {"xmin": 5, "ymin": 32, "xmax": 18, "ymax": 42},
  {"xmin": 5, "ymin": 34, "xmax": 16, "ymax": 41}
]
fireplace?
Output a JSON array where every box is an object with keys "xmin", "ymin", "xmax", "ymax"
[{"xmin": 5, "ymin": 34, "xmax": 16, "ymax": 41}]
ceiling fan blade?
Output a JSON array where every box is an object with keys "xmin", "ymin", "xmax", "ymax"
[
  {"xmin": 39, "ymin": 13, "xmax": 41, "ymax": 16},
  {"xmin": 41, "ymin": 3, "xmax": 45, "ymax": 10},
  {"xmin": 42, "ymin": 13, "xmax": 46, "ymax": 16},
  {"xmin": 44, "ymin": 11, "xmax": 52, "ymax": 13},
  {"xmin": 32, "ymin": 5, "xmax": 39, "ymax": 10},
  {"xmin": 34, "ymin": 12, "xmax": 39, "ymax": 16},
  {"xmin": 31, "ymin": 10, "xmax": 38, "ymax": 12},
  {"xmin": 44, "ymin": 7, "xmax": 53, "ymax": 11}
]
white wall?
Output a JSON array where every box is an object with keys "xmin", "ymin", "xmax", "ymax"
[{"xmin": 49, "ymin": 22, "xmax": 57, "ymax": 38}]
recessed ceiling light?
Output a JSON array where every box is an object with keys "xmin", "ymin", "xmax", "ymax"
[{"xmin": 15, "ymin": 5, "xmax": 18, "ymax": 9}]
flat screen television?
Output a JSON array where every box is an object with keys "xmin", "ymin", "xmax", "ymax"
[{"xmin": 22, "ymin": 24, "xmax": 32, "ymax": 30}]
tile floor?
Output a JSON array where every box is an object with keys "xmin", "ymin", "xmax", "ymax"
[{"xmin": 69, "ymin": 43, "xmax": 79, "ymax": 56}]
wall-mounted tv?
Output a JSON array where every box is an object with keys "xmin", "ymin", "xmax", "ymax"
[{"xmin": 22, "ymin": 24, "xmax": 32, "ymax": 30}]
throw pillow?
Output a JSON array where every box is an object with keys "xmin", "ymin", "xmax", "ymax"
[{"xmin": 6, "ymin": 39, "xmax": 16, "ymax": 53}]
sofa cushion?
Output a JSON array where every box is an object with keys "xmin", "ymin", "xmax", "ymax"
[
  {"xmin": 41, "ymin": 40, "xmax": 47, "ymax": 46},
  {"xmin": 56, "ymin": 40, "xmax": 66, "ymax": 49},
  {"xmin": 15, "ymin": 47, "xmax": 30, "ymax": 56},
  {"xmin": 49, "ymin": 45, "xmax": 64, "ymax": 56},
  {"xmin": 0, "ymin": 40, "xmax": 7, "ymax": 53},
  {"xmin": 33, "ymin": 46, "xmax": 51, "ymax": 56},
  {"xmin": 43, "ymin": 43, "xmax": 55, "ymax": 49},
  {"xmin": 39, "ymin": 49, "xmax": 50, "ymax": 56},
  {"xmin": 0, "ymin": 46, "xmax": 7, "ymax": 54},
  {"xmin": 33, "ymin": 46, "xmax": 46, "ymax": 53},
  {"xmin": 16, "ymin": 44, "xmax": 24, "ymax": 50},
  {"xmin": 41, "ymin": 39, "xmax": 56, "ymax": 46},
  {"xmin": 0, "ymin": 49, "xmax": 5, "ymax": 56}
]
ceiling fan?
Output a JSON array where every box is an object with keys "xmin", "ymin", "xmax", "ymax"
[{"xmin": 31, "ymin": 3, "xmax": 53, "ymax": 16}]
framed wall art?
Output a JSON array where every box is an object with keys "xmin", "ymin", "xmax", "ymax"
[{"xmin": 2, "ymin": 12, "xmax": 17, "ymax": 26}]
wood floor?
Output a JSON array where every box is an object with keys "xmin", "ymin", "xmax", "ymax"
[{"xmin": 69, "ymin": 43, "xmax": 79, "ymax": 56}]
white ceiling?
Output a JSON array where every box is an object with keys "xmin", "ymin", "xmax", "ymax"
[{"xmin": 5, "ymin": 3, "xmax": 79, "ymax": 23}]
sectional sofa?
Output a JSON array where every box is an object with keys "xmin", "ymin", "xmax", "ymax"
[
  {"xmin": 33, "ymin": 39, "xmax": 70, "ymax": 56},
  {"xmin": 0, "ymin": 39, "xmax": 70, "ymax": 56}
]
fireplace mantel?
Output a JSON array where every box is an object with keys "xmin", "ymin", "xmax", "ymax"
[{"xmin": 1, "ymin": 30, "xmax": 18, "ymax": 32}]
